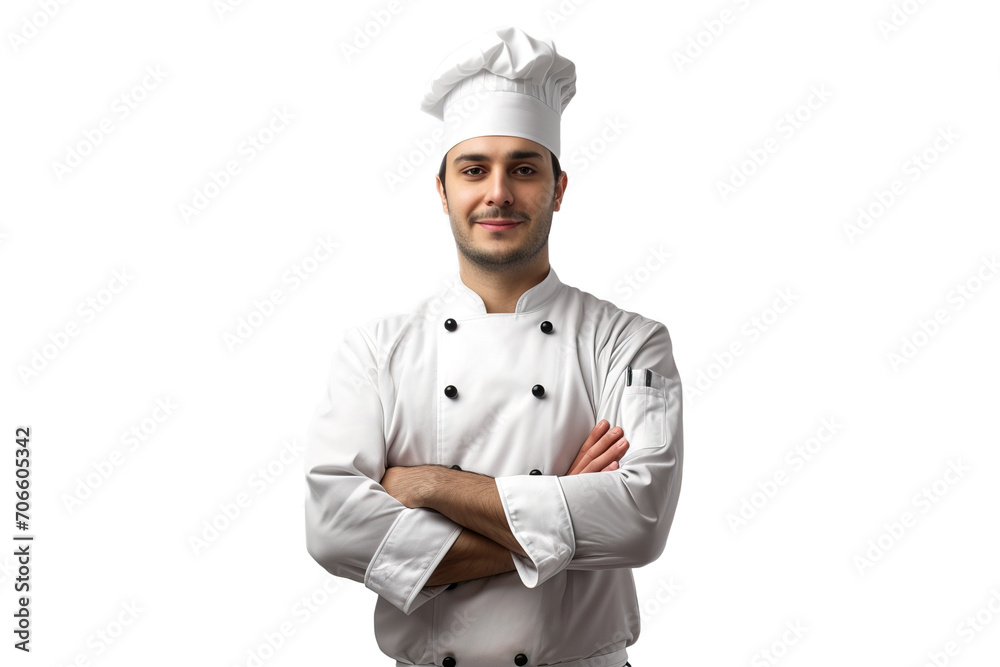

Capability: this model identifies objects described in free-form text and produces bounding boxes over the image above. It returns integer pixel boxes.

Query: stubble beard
[449,201,553,272]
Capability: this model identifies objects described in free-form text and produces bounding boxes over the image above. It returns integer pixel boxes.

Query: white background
[2,0,999,665]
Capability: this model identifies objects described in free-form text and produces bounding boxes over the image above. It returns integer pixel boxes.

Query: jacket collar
[442,266,563,317]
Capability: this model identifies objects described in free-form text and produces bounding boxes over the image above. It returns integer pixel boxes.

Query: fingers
[567,421,630,475]
[568,419,611,473]
[583,426,624,464]
[583,436,628,474]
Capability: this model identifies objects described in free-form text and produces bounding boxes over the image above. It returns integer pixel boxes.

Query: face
[436,135,567,272]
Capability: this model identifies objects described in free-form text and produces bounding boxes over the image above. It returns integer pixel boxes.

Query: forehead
[446,135,548,166]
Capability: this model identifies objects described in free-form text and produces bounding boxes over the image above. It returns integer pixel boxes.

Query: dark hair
[439,150,562,195]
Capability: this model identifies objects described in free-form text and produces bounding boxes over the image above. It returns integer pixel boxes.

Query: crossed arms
[304,320,682,614]
[379,420,631,586]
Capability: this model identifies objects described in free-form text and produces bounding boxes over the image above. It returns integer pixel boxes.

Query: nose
[485,171,513,207]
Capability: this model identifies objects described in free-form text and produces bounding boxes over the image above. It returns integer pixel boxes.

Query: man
[304,26,683,667]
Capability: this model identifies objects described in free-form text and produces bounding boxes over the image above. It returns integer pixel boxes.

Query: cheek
[450,192,479,216]
[518,186,552,211]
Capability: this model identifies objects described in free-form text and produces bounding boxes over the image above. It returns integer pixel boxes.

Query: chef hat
[420,26,576,160]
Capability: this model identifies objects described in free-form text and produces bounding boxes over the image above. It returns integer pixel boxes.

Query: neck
[457,254,550,314]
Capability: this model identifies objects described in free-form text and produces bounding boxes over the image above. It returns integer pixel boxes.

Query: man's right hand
[566,420,628,475]
[425,420,628,587]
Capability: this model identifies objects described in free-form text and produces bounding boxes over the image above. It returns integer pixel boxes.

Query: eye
[462,167,485,176]
[514,166,536,175]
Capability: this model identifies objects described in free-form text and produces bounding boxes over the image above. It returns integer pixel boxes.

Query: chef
[304,26,683,667]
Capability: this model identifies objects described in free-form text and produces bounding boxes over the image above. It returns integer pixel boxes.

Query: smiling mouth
[476,219,522,230]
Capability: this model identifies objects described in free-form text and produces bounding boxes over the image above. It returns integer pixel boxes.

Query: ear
[553,171,568,212]
[435,174,449,214]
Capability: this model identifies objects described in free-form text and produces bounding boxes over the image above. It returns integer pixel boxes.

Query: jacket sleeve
[494,320,683,587]
[304,324,463,614]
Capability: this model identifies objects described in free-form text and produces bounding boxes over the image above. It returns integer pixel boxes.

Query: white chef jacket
[304,267,683,667]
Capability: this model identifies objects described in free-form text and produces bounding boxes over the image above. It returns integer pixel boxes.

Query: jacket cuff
[494,475,575,587]
[364,508,463,614]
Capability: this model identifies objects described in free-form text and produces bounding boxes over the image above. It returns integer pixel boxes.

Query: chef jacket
[304,267,683,667]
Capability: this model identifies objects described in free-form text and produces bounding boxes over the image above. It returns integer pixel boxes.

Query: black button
[529,469,541,476]
[443,658,457,667]
[444,318,457,331]
[446,582,458,590]
[540,321,553,334]
[514,654,528,666]
[444,385,458,399]
[531,384,545,398]
[451,464,462,471]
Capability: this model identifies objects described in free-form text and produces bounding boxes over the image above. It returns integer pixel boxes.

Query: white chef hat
[420,26,576,160]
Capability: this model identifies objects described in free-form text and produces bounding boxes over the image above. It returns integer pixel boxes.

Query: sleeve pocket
[619,368,669,451]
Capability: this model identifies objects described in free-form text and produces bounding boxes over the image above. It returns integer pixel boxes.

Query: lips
[476,219,522,231]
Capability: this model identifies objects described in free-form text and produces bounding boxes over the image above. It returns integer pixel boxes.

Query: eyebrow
[452,150,546,165]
